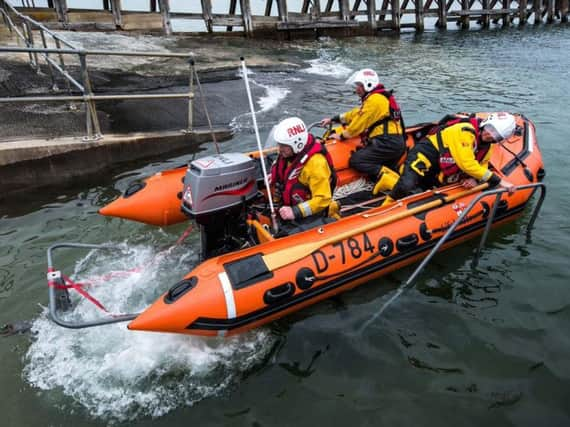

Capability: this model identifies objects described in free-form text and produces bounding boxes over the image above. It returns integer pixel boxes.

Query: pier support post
[110,0,123,29]
[158,0,172,35]
[436,0,447,28]
[53,0,68,27]
[561,0,569,22]
[481,0,490,27]
[519,0,528,24]
[277,0,288,22]
[265,0,273,16]
[240,0,254,35]
[547,0,555,22]
[460,0,469,28]
[391,0,401,31]
[415,0,424,31]
[368,0,377,29]
[533,0,542,23]
[228,0,237,31]
[502,0,511,26]
[339,0,350,20]
[312,0,322,19]
[201,0,213,32]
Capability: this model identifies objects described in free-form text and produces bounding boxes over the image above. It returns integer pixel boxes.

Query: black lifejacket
[429,115,490,178]
[270,134,337,207]
[362,84,404,138]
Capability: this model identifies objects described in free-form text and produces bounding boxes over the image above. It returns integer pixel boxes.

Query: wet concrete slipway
[0,26,299,197]
[1,22,570,427]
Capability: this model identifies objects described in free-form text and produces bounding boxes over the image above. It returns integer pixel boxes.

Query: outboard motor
[181,153,259,259]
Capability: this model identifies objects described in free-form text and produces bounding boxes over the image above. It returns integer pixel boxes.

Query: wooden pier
[4,0,570,37]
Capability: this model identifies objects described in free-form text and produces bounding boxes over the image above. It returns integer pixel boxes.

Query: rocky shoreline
[0,29,304,140]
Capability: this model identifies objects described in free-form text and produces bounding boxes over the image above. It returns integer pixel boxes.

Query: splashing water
[229,78,290,132]
[23,241,276,422]
[301,52,353,78]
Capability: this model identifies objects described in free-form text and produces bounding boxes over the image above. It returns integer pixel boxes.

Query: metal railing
[0,0,196,141]
[46,242,141,328]
[362,182,547,327]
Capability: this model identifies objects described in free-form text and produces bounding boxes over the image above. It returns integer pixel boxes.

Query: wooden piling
[227,0,238,31]
[340,0,350,21]
[391,0,401,31]
[547,0,555,22]
[415,0,424,31]
[110,0,123,29]
[460,0,469,28]
[9,0,570,37]
[502,0,510,26]
[436,0,447,28]
[368,0,377,29]
[533,0,542,23]
[240,0,254,35]
[312,0,322,19]
[158,0,172,35]
[201,0,213,32]
[53,0,68,26]
[277,0,288,22]
[265,0,273,16]
[562,0,569,22]
[519,0,528,24]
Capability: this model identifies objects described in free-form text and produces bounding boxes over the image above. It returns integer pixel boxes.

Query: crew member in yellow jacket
[269,117,337,221]
[321,68,406,186]
[386,112,517,205]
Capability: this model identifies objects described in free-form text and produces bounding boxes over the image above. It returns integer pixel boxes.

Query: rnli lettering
[311,232,376,273]
[287,123,306,138]
[214,177,248,192]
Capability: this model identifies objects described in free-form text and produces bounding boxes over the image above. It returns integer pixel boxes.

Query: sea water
[1,25,570,426]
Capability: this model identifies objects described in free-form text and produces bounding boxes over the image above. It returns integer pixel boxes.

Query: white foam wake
[23,241,275,422]
[301,54,353,78]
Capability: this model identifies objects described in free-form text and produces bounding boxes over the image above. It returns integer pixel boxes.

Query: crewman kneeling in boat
[383,112,517,205]
[320,68,406,189]
[269,117,338,223]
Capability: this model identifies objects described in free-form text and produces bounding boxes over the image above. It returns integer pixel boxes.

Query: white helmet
[345,68,379,92]
[480,112,516,142]
[273,117,308,154]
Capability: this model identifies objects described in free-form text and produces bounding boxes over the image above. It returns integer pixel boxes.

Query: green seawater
[1,26,569,427]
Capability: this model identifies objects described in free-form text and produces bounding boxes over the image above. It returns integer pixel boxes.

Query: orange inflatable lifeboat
[93,113,546,337]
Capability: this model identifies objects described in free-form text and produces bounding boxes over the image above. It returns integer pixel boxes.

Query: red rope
[46,224,195,313]
[48,274,110,313]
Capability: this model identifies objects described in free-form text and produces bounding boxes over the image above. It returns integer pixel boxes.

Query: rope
[47,223,195,315]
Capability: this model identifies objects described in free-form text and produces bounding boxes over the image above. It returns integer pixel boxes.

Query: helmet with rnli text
[345,68,379,92]
[273,117,308,154]
[479,112,516,142]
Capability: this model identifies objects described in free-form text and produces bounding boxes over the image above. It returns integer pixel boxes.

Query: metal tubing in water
[46,243,140,329]
[471,192,502,268]
[360,182,546,331]
[525,185,546,240]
